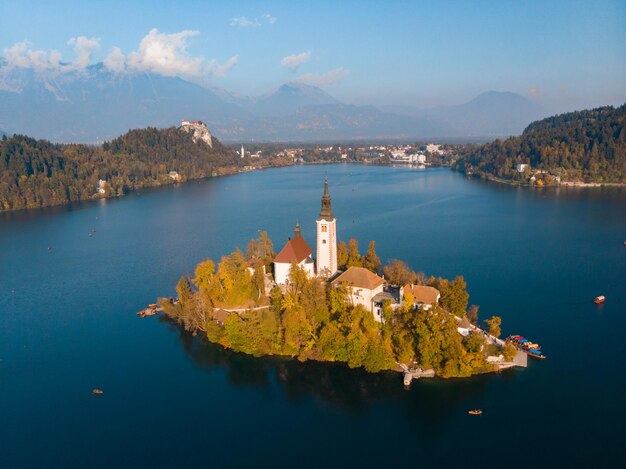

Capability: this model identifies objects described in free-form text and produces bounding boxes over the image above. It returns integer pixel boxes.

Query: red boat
[594,295,606,304]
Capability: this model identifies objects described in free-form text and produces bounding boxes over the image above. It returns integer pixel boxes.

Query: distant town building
[424,144,442,154]
[517,163,529,172]
[168,171,181,181]
[416,154,426,164]
[273,223,315,285]
[240,145,245,158]
[97,179,106,194]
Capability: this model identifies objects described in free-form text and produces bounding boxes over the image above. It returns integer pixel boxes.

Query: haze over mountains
[0,62,549,143]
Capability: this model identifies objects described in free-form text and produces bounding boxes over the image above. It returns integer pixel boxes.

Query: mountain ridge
[0,62,551,143]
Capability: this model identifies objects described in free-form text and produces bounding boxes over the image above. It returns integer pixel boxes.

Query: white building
[416,153,426,164]
[425,144,441,153]
[517,163,529,172]
[332,266,385,321]
[97,179,106,194]
[273,224,315,285]
[240,145,245,158]
[316,178,338,277]
[168,171,181,181]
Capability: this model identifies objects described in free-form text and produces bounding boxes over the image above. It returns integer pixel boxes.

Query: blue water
[1,165,625,467]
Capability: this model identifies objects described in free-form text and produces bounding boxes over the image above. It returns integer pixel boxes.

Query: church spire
[294,221,301,238]
[318,177,334,220]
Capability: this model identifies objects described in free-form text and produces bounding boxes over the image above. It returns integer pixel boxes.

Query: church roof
[274,226,312,264]
[332,266,384,290]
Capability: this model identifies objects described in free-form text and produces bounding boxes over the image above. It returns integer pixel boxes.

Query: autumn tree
[484,315,502,338]
[346,238,362,267]
[363,240,381,273]
[382,259,417,286]
[337,240,348,268]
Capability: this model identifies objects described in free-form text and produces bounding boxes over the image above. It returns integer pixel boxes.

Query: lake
[1,164,625,467]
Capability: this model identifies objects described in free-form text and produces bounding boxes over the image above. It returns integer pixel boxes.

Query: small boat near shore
[92,389,104,395]
[468,409,483,415]
[506,335,547,359]
[594,295,606,304]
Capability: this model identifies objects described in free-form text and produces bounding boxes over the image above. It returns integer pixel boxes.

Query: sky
[1,0,625,111]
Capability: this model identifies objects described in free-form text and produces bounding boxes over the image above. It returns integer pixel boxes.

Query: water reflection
[163,317,495,425]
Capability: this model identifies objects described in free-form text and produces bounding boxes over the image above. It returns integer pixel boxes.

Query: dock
[400,365,436,387]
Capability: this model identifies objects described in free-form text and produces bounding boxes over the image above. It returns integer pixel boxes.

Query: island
[157,179,528,382]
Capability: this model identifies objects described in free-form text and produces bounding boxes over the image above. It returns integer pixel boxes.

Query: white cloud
[231,14,277,27]
[230,16,260,28]
[297,68,349,87]
[66,36,100,71]
[103,46,125,73]
[102,28,238,78]
[281,51,311,72]
[263,13,277,25]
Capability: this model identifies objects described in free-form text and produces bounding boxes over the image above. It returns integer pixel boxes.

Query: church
[273,178,338,284]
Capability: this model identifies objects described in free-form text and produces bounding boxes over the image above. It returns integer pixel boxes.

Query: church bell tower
[316,178,337,277]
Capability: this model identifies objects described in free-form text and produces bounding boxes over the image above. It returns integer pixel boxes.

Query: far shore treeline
[455,104,625,184]
[160,232,515,377]
[0,128,293,211]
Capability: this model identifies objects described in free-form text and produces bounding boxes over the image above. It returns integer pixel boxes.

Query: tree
[467,304,480,325]
[363,240,381,273]
[382,259,416,286]
[337,240,348,268]
[246,231,274,268]
[347,238,362,267]
[484,315,502,338]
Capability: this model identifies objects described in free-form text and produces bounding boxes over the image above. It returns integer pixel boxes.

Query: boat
[468,409,483,415]
[92,389,104,395]
[594,295,606,304]
[506,335,547,359]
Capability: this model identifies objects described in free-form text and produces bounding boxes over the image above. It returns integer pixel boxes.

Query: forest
[160,233,513,377]
[0,127,241,211]
[455,104,626,184]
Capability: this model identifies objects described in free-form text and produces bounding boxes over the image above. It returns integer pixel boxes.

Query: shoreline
[464,171,626,188]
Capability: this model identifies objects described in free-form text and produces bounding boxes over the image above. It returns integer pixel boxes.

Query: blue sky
[1,0,625,111]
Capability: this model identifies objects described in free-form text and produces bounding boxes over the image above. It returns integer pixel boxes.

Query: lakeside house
[401,284,441,310]
[331,266,385,321]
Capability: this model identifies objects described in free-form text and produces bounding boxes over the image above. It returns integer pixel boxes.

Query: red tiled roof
[403,284,440,304]
[332,266,384,290]
[274,235,312,264]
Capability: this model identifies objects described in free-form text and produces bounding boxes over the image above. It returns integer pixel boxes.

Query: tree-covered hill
[0,127,240,211]
[455,104,626,184]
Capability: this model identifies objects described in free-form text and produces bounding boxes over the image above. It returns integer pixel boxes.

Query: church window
[321,225,327,232]
[323,240,326,244]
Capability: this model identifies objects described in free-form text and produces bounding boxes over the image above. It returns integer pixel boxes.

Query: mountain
[384,91,548,138]
[455,104,626,184]
[423,91,548,137]
[0,63,545,143]
[247,83,338,117]
[0,64,245,143]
